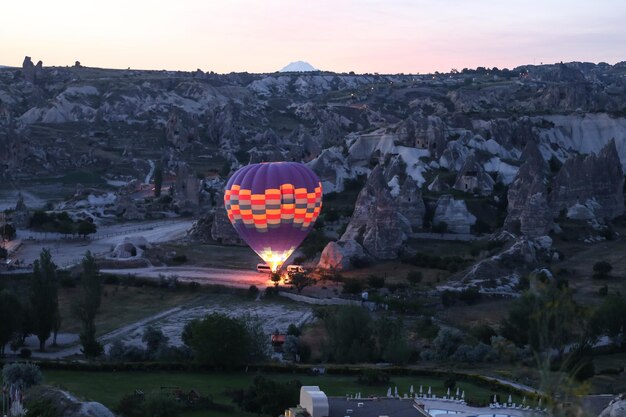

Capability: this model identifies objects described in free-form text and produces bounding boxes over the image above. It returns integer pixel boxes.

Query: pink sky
[1,0,624,74]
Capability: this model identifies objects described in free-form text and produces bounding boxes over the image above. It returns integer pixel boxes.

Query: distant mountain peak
[279,61,317,72]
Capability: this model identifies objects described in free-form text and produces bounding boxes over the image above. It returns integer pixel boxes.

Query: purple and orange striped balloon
[224,162,323,272]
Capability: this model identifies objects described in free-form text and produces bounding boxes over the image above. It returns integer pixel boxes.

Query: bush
[357,369,390,385]
[367,275,385,289]
[443,377,456,390]
[458,287,481,305]
[24,398,62,417]
[415,317,440,340]
[108,340,147,362]
[2,362,42,388]
[470,324,496,345]
[406,271,423,285]
[20,348,33,359]
[143,393,181,417]
[441,290,456,307]
[248,285,259,299]
[287,324,301,337]
[117,393,144,417]
[593,261,613,279]
[342,279,364,294]
[171,255,188,264]
[598,285,608,297]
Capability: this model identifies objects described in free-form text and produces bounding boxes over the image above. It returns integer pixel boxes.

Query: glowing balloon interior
[224,162,323,272]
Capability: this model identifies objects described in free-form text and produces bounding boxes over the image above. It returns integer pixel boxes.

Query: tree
[51,309,61,346]
[287,272,313,293]
[270,272,281,286]
[593,261,613,279]
[142,326,169,356]
[29,249,59,352]
[1,223,16,240]
[322,306,374,363]
[77,220,97,238]
[73,252,104,358]
[282,335,300,361]
[231,376,300,417]
[183,313,251,368]
[376,316,410,364]
[154,164,163,197]
[0,290,21,356]
[500,283,580,355]
[1,363,42,388]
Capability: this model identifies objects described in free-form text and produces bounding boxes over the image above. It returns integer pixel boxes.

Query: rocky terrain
[2,57,626,293]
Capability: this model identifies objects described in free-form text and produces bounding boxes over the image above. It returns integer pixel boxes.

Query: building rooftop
[328,397,427,417]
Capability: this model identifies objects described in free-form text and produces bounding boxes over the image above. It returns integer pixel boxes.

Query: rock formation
[340,166,408,259]
[113,194,144,220]
[598,393,626,417]
[165,109,198,149]
[453,153,495,195]
[12,193,30,227]
[396,176,425,231]
[188,205,244,246]
[433,195,476,234]
[173,162,201,213]
[441,236,554,294]
[504,141,552,237]
[26,385,115,417]
[22,56,43,84]
[550,139,624,221]
[211,204,244,245]
[308,148,350,193]
[110,236,150,259]
[317,239,366,271]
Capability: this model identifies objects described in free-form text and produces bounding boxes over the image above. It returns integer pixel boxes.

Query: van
[256,263,272,273]
[286,265,305,274]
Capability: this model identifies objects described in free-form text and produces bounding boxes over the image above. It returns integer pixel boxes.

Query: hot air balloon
[224,162,322,272]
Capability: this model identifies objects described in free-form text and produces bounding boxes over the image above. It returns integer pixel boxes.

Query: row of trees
[0,249,104,356]
[29,211,97,237]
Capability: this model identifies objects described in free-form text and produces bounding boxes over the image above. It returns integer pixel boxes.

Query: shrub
[406,271,423,285]
[24,398,62,417]
[342,279,364,295]
[143,393,181,417]
[116,393,144,417]
[171,255,188,264]
[432,328,464,358]
[367,275,385,289]
[2,362,42,388]
[441,290,456,307]
[59,275,77,288]
[248,285,259,299]
[458,287,481,305]
[593,261,612,279]
[357,369,390,385]
[287,324,301,337]
[20,348,32,359]
[470,324,496,345]
[415,317,440,340]
[443,377,456,390]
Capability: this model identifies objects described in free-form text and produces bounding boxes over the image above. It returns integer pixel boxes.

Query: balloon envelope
[224,162,322,272]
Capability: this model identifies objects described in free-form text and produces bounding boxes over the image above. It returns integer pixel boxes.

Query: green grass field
[42,369,524,417]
